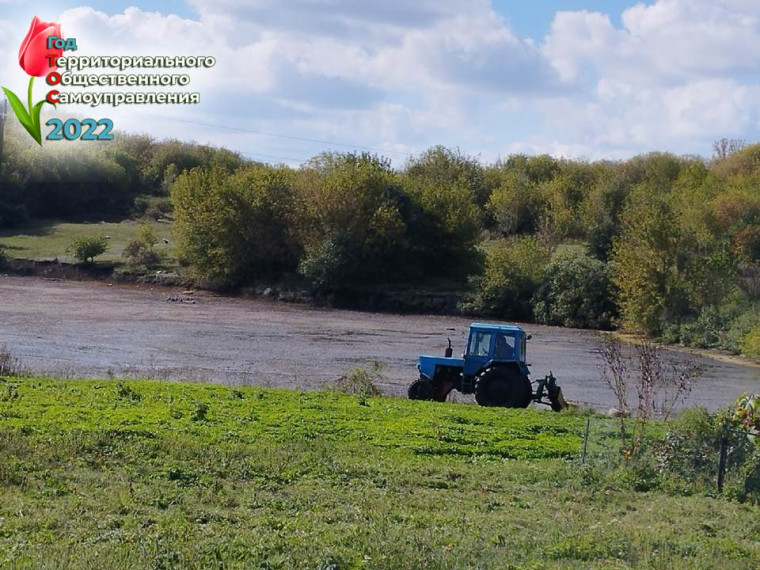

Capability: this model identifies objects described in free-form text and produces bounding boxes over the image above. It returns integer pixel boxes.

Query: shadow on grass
[0,219,58,238]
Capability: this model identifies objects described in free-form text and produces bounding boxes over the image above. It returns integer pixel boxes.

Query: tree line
[1,122,758,358]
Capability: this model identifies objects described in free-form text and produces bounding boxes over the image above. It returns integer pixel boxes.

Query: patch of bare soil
[0,276,757,411]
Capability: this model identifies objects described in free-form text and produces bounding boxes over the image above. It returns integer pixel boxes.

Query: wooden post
[717,436,728,493]
[581,417,591,464]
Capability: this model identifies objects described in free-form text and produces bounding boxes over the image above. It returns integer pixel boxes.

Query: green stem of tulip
[28,76,34,117]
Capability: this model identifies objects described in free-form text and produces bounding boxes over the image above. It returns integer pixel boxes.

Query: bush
[172,165,299,289]
[470,236,549,320]
[123,223,162,268]
[0,345,27,377]
[298,232,359,293]
[532,251,616,329]
[297,153,414,291]
[652,405,760,502]
[331,362,384,397]
[67,235,108,264]
[678,305,731,349]
[733,393,760,437]
[0,246,8,268]
[675,295,760,356]
[653,407,725,493]
[133,196,173,220]
[741,326,760,359]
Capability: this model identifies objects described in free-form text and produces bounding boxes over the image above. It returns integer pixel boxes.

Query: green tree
[172,165,298,288]
[532,251,616,329]
[611,189,680,334]
[403,147,483,277]
[296,153,409,291]
[471,236,549,320]
[487,173,545,236]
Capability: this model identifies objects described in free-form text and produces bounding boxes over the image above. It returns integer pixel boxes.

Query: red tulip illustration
[2,16,63,145]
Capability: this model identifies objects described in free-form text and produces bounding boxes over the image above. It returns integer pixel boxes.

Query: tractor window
[468,331,493,357]
[494,334,515,359]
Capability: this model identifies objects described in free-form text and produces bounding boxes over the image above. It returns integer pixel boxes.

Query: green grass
[0,220,175,264]
[1,377,759,569]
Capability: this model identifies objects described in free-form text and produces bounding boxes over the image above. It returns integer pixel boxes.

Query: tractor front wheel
[408,378,435,401]
[474,367,531,408]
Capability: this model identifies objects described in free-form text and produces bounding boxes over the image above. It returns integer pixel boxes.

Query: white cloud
[1,1,759,162]
[45,1,556,163]
[536,0,760,156]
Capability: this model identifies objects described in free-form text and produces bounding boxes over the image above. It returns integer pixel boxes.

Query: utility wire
[143,114,412,157]
[238,150,307,163]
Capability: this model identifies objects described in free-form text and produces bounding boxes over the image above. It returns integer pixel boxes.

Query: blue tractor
[408,323,567,411]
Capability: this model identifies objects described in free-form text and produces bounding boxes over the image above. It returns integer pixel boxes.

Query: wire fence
[578,415,760,500]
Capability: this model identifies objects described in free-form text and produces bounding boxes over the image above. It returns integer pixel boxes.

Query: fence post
[717,436,728,493]
[581,417,590,464]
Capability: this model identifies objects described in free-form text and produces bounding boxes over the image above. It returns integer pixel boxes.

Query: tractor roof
[470,322,525,334]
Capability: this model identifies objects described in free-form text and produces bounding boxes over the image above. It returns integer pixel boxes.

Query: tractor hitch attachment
[533,372,568,412]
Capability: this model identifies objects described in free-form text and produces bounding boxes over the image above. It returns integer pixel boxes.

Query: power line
[238,150,307,163]
[142,114,412,157]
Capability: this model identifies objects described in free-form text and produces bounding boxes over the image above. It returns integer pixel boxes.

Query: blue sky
[1,0,757,166]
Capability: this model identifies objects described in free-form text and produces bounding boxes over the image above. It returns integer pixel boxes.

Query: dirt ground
[0,275,758,411]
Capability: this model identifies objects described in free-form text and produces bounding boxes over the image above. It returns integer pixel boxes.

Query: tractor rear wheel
[408,378,435,401]
[474,367,531,408]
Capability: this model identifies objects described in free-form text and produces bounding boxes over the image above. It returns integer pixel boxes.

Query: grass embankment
[1,378,759,568]
[0,220,174,264]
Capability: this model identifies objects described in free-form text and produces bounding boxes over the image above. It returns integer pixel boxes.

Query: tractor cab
[410,322,566,411]
[463,323,530,378]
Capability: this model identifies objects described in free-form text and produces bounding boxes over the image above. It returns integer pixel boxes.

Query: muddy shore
[1,275,757,411]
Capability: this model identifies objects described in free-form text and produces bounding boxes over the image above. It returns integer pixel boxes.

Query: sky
[1,0,758,166]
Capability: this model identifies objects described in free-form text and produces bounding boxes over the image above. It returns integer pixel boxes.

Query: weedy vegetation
[1,377,759,569]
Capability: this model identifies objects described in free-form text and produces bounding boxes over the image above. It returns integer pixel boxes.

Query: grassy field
[0,220,175,263]
[1,378,759,569]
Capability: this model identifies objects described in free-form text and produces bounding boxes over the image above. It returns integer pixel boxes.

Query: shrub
[297,152,415,291]
[331,362,384,397]
[133,196,173,220]
[678,305,730,349]
[0,246,8,268]
[123,223,162,268]
[132,196,151,217]
[532,251,616,329]
[674,294,760,354]
[653,405,760,502]
[653,408,726,492]
[741,326,760,359]
[733,393,760,437]
[470,236,549,319]
[172,165,299,289]
[726,304,760,354]
[67,235,108,264]
[0,345,27,377]
[298,232,359,293]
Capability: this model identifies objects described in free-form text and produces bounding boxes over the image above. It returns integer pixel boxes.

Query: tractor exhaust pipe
[444,338,453,358]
